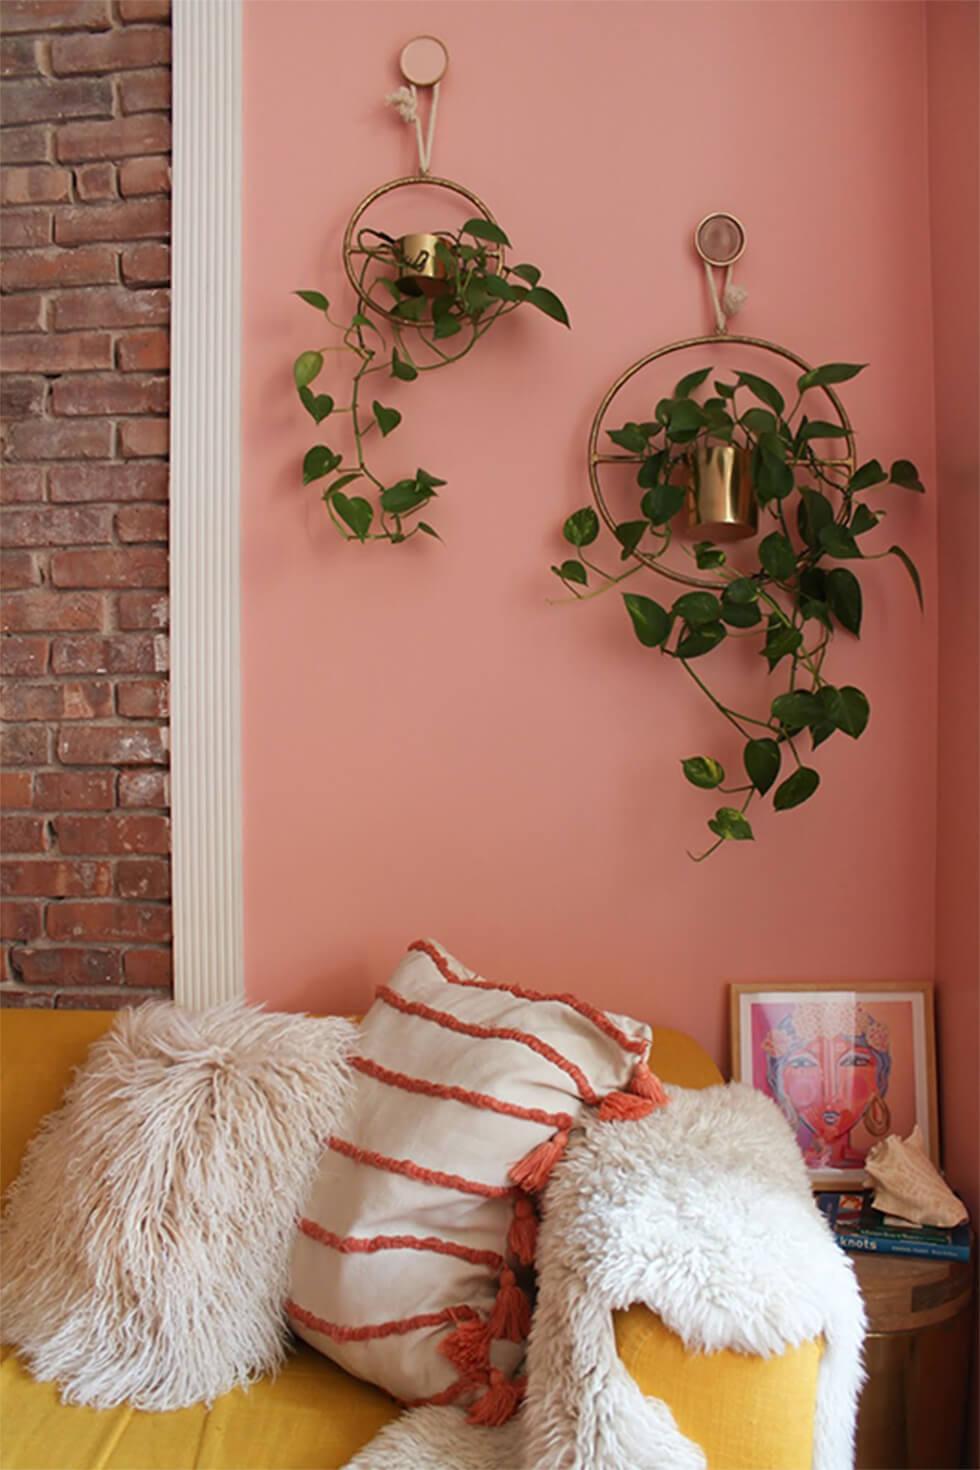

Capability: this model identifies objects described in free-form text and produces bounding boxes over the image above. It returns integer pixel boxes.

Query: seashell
[865,1125,967,1228]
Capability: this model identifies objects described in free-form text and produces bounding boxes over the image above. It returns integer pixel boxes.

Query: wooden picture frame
[730,982,938,1190]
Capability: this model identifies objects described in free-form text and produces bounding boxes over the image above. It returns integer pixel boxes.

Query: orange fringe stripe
[353,1055,574,1131]
[285,1299,479,1343]
[326,1136,514,1199]
[296,1218,506,1273]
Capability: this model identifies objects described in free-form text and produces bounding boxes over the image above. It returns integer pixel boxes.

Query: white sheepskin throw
[347,1083,867,1470]
[1,1001,357,1411]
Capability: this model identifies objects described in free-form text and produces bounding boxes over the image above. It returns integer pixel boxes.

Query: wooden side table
[852,1250,975,1469]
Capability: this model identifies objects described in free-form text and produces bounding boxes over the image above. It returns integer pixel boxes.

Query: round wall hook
[399,35,448,87]
[694,212,745,268]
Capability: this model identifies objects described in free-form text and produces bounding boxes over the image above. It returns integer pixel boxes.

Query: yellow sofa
[0,1010,821,1470]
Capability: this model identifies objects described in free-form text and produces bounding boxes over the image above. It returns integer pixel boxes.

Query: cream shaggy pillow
[288,939,662,1424]
[1,1001,357,1410]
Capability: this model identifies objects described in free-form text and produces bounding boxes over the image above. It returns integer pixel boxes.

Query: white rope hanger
[384,36,449,178]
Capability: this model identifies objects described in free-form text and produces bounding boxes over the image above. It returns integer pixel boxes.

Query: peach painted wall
[241,1,937,1071]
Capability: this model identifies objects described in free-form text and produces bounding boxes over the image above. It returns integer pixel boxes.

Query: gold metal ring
[342,175,505,327]
[587,333,857,591]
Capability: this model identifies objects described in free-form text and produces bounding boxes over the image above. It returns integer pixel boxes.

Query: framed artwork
[730,982,938,1189]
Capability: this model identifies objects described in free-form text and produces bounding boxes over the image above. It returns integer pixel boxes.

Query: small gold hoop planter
[588,333,857,591]
[342,174,507,326]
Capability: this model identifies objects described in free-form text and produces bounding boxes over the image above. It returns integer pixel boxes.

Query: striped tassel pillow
[287,939,665,1423]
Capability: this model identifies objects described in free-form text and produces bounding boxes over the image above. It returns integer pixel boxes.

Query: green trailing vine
[553,362,925,858]
[293,217,568,544]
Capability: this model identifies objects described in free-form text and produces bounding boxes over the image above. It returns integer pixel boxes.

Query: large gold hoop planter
[342,174,506,327]
[588,333,857,591]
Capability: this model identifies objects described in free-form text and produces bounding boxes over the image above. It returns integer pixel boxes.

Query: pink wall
[241,2,937,1070]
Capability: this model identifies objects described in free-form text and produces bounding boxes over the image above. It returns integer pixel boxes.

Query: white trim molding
[170,0,244,1006]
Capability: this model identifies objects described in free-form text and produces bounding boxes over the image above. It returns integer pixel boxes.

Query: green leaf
[380,481,433,515]
[641,481,685,526]
[666,399,706,444]
[524,286,570,326]
[826,567,863,635]
[763,616,803,669]
[759,532,797,582]
[754,449,795,502]
[673,366,711,398]
[822,684,870,739]
[417,521,442,541]
[510,263,541,286]
[637,450,668,489]
[682,755,725,789]
[744,738,781,795]
[393,295,426,322]
[293,350,323,389]
[771,690,824,729]
[461,217,511,247]
[302,445,341,484]
[672,591,721,626]
[773,766,820,811]
[372,401,402,437]
[736,371,785,416]
[720,599,762,628]
[391,348,418,381]
[563,507,599,547]
[741,407,779,436]
[553,559,587,586]
[299,386,334,423]
[295,289,329,311]
[676,621,726,658]
[332,492,373,541]
[615,520,647,558]
[818,523,862,559]
[714,381,736,399]
[810,719,837,750]
[707,807,754,842]
[849,459,888,493]
[798,489,834,545]
[850,503,879,536]
[724,578,759,605]
[415,467,447,492]
[798,420,851,441]
[623,593,671,648]
[432,312,463,340]
[694,541,726,570]
[887,544,924,610]
[323,471,362,497]
[482,274,521,302]
[890,459,926,493]
[608,422,649,454]
[797,362,866,391]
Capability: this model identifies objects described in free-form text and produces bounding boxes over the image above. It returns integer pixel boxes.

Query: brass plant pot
[685,444,757,541]
[395,232,454,298]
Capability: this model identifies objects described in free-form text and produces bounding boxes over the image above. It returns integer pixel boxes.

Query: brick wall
[1,0,172,1008]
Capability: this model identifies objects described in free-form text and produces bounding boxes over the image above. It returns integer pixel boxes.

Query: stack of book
[816,1189,971,1261]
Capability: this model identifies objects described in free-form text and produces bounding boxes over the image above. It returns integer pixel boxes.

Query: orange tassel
[507,1194,538,1266]
[489,1267,531,1342]
[509,1129,569,1192]
[629,1060,670,1105]
[597,1090,656,1121]
[467,1369,527,1426]
[439,1316,492,1377]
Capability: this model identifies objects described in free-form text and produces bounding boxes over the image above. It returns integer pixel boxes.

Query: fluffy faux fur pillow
[1,1001,356,1410]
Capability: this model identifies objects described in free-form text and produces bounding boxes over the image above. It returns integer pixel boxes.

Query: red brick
[1,210,51,247]
[123,946,170,986]
[34,770,114,810]
[0,679,110,721]
[1,2,112,33]
[0,165,72,205]
[116,676,167,716]
[2,293,45,332]
[8,946,121,985]
[55,812,170,855]
[49,461,167,501]
[47,901,170,943]
[0,331,111,373]
[52,285,168,330]
[118,154,170,198]
[0,773,33,809]
[74,161,116,201]
[0,466,44,503]
[0,376,46,417]
[118,419,168,460]
[0,552,40,589]
[118,768,167,807]
[0,816,46,853]
[1,244,117,292]
[52,27,170,76]
[116,503,168,542]
[2,860,112,897]
[0,637,48,677]
[51,547,166,588]
[1,900,41,942]
[116,327,168,370]
[56,113,170,164]
[57,724,167,765]
[52,372,167,416]
[5,419,113,461]
[0,726,48,764]
[1,36,40,77]
[0,984,56,1007]
[1,505,113,547]
[118,68,170,115]
[54,197,170,246]
[1,590,103,632]
[2,76,112,126]
[119,0,170,19]
[119,242,168,285]
[116,591,168,629]
[117,858,169,899]
[1,125,50,164]
[52,632,163,674]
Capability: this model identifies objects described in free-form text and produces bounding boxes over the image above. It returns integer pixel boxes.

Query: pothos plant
[552,361,925,858]
[292,217,568,544]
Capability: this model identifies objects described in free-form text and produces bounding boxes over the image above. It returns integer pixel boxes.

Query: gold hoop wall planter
[588,333,857,591]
